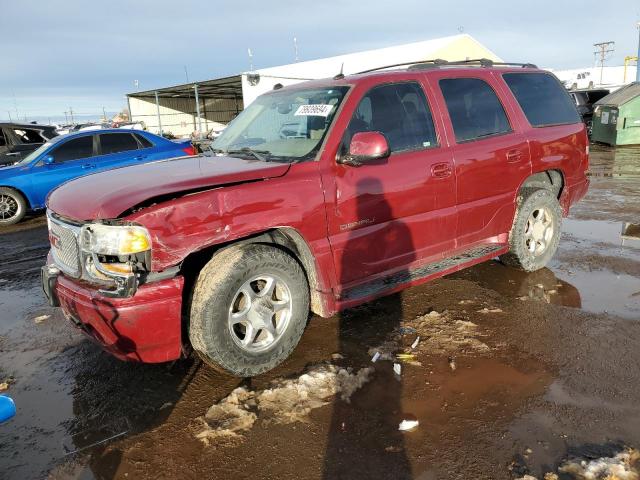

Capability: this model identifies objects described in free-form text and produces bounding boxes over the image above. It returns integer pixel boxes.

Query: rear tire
[0,187,27,226]
[189,244,310,377]
[500,188,562,272]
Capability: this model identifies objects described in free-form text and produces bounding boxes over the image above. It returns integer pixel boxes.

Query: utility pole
[64,111,68,124]
[248,48,254,71]
[7,111,12,122]
[593,41,615,85]
[293,36,299,62]
[69,107,74,124]
[184,65,190,84]
[102,106,107,121]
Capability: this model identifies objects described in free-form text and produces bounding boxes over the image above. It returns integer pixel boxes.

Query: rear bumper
[45,268,185,363]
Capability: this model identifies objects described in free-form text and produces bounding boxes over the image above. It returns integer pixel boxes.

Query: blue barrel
[0,395,16,423]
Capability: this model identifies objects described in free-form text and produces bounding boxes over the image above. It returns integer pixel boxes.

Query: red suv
[42,60,589,376]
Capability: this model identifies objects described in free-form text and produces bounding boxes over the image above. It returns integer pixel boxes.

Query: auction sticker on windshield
[295,104,334,117]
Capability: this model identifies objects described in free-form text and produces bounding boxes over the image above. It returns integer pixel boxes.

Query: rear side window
[347,82,438,153]
[99,133,139,154]
[12,128,44,144]
[440,78,511,143]
[134,134,153,148]
[503,72,581,127]
[51,136,94,163]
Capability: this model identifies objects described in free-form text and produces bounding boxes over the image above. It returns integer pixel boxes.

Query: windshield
[212,86,349,162]
[16,141,52,165]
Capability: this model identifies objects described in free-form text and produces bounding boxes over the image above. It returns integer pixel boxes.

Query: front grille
[49,215,81,277]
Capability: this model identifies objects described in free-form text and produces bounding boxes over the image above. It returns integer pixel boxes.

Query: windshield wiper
[226,147,271,162]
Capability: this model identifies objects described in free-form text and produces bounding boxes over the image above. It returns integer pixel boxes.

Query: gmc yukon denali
[41,60,589,376]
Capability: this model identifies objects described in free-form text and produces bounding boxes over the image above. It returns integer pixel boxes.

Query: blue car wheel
[0,187,27,225]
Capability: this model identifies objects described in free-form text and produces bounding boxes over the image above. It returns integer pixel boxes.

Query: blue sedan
[0,129,195,225]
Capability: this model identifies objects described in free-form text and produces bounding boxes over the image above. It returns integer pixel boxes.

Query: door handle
[506,150,523,163]
[133,155,147,161]
[6,152,21,156]
[431,162,453,178]
[82,164,96,169]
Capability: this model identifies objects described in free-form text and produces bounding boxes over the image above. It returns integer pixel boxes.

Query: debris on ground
[514,447,640,480]
[398,419,419,431]
[558,447,640,479]
[448,356,457,371]
[393,363,402,376]
[369,310,490,361]
[0,382,8,392]
[197,364,374,445]
[477,307,503,314]
[331,353,344,361]
[33,314,50,324]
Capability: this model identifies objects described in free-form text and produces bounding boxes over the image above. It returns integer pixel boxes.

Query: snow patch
[197,364,373,445]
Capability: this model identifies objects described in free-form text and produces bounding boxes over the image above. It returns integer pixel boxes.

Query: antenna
[333,62,345,80]
[248,48,254,71]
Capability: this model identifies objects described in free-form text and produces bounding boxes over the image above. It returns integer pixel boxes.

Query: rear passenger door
[323,79,457,292]
[95,132,147,171]
[431,73,531,248]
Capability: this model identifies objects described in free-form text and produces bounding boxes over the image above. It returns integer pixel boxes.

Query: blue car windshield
[16,142,53,165]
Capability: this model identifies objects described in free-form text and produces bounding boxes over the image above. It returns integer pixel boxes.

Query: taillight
[182,145,196,156]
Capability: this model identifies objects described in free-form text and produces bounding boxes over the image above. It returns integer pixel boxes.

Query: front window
[212,86,349,162]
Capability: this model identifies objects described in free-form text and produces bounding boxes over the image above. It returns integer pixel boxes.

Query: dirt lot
[0,145,639,480]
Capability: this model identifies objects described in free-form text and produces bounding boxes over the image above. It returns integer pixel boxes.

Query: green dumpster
[592,82,640,146]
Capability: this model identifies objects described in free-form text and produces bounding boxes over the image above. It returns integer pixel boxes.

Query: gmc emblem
[49,231,61,249]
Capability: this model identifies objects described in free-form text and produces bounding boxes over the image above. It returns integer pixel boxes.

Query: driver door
[320,79,457,297]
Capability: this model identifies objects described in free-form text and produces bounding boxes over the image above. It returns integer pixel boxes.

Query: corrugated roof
[594,82,640,107]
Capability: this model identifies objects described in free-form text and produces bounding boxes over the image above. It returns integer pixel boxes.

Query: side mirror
[42,155,55,165]
[339,131,390,167]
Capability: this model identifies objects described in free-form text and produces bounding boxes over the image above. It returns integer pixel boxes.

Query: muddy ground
[0,145,639,480]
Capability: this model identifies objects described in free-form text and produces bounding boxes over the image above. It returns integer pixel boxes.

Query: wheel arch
[519,169,564,199]
[179,227,330,319]
[0,185,32,209]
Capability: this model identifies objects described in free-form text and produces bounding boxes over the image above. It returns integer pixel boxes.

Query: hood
[47,155,290,221]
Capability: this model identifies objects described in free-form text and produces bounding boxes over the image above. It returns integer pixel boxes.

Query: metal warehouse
[127,34,501,137]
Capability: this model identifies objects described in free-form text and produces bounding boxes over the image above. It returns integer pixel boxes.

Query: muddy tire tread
[189,243,309,377]
[500,188,562,272]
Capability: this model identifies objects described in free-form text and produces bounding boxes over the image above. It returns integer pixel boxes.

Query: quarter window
[503,72,581,127]
[134,134,153,148]
[347,82,438,153]
[439,78,512,142]
[99,133,139,155]
[50,136,94,163]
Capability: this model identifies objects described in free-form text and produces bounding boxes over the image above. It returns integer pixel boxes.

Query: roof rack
[355,58,538,75]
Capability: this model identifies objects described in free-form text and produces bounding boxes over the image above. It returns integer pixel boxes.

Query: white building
[127,34,501,137]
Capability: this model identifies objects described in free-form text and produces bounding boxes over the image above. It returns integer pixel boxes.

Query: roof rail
[355,58,538,75]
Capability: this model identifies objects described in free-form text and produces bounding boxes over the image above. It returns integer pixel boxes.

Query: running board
[341,244,505,301]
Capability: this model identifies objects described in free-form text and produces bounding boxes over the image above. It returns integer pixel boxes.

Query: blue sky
[1,0,639,120]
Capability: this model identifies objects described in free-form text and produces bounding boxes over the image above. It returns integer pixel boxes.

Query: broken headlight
[80,224,151,280]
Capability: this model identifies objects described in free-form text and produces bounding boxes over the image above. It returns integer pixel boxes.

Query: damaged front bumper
[42,263,185,363]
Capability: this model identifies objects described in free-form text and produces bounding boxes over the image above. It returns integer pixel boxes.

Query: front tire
[0,187,27,226]
[500,188,562,272]
[189,244,310,377]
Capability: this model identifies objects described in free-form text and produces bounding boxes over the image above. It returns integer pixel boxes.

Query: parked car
[0,129,195,225]
[0,123,58,166]
[42,61,589,376]
[569,88,610,136]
